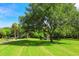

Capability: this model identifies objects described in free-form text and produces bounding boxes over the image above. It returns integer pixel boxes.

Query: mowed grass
[0,38,79,56]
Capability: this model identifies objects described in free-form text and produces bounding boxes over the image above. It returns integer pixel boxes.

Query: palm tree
[12,23,19,39]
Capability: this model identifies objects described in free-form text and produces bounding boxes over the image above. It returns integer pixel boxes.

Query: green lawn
[0,38,79,56]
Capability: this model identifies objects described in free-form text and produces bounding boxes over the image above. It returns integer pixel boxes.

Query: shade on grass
[0,38,79,56]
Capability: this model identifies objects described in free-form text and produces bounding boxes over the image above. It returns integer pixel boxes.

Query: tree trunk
[14,31,17,39]
[77,34,79,39]
[26,33,29,38]
[49,33,53,43]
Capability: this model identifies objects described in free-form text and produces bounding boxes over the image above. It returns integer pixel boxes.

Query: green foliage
[0,27,11,38]
[19,3,79,42]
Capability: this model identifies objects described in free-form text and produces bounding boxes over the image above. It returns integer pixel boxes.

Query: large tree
[19,3,79,42]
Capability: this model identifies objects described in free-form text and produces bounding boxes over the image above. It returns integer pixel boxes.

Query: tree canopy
[19,3,79,42]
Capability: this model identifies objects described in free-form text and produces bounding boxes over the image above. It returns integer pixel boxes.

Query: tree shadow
[0,40,67,46]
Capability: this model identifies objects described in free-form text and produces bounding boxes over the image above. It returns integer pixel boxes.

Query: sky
[0,3,29,28]
[0,3,79,28]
